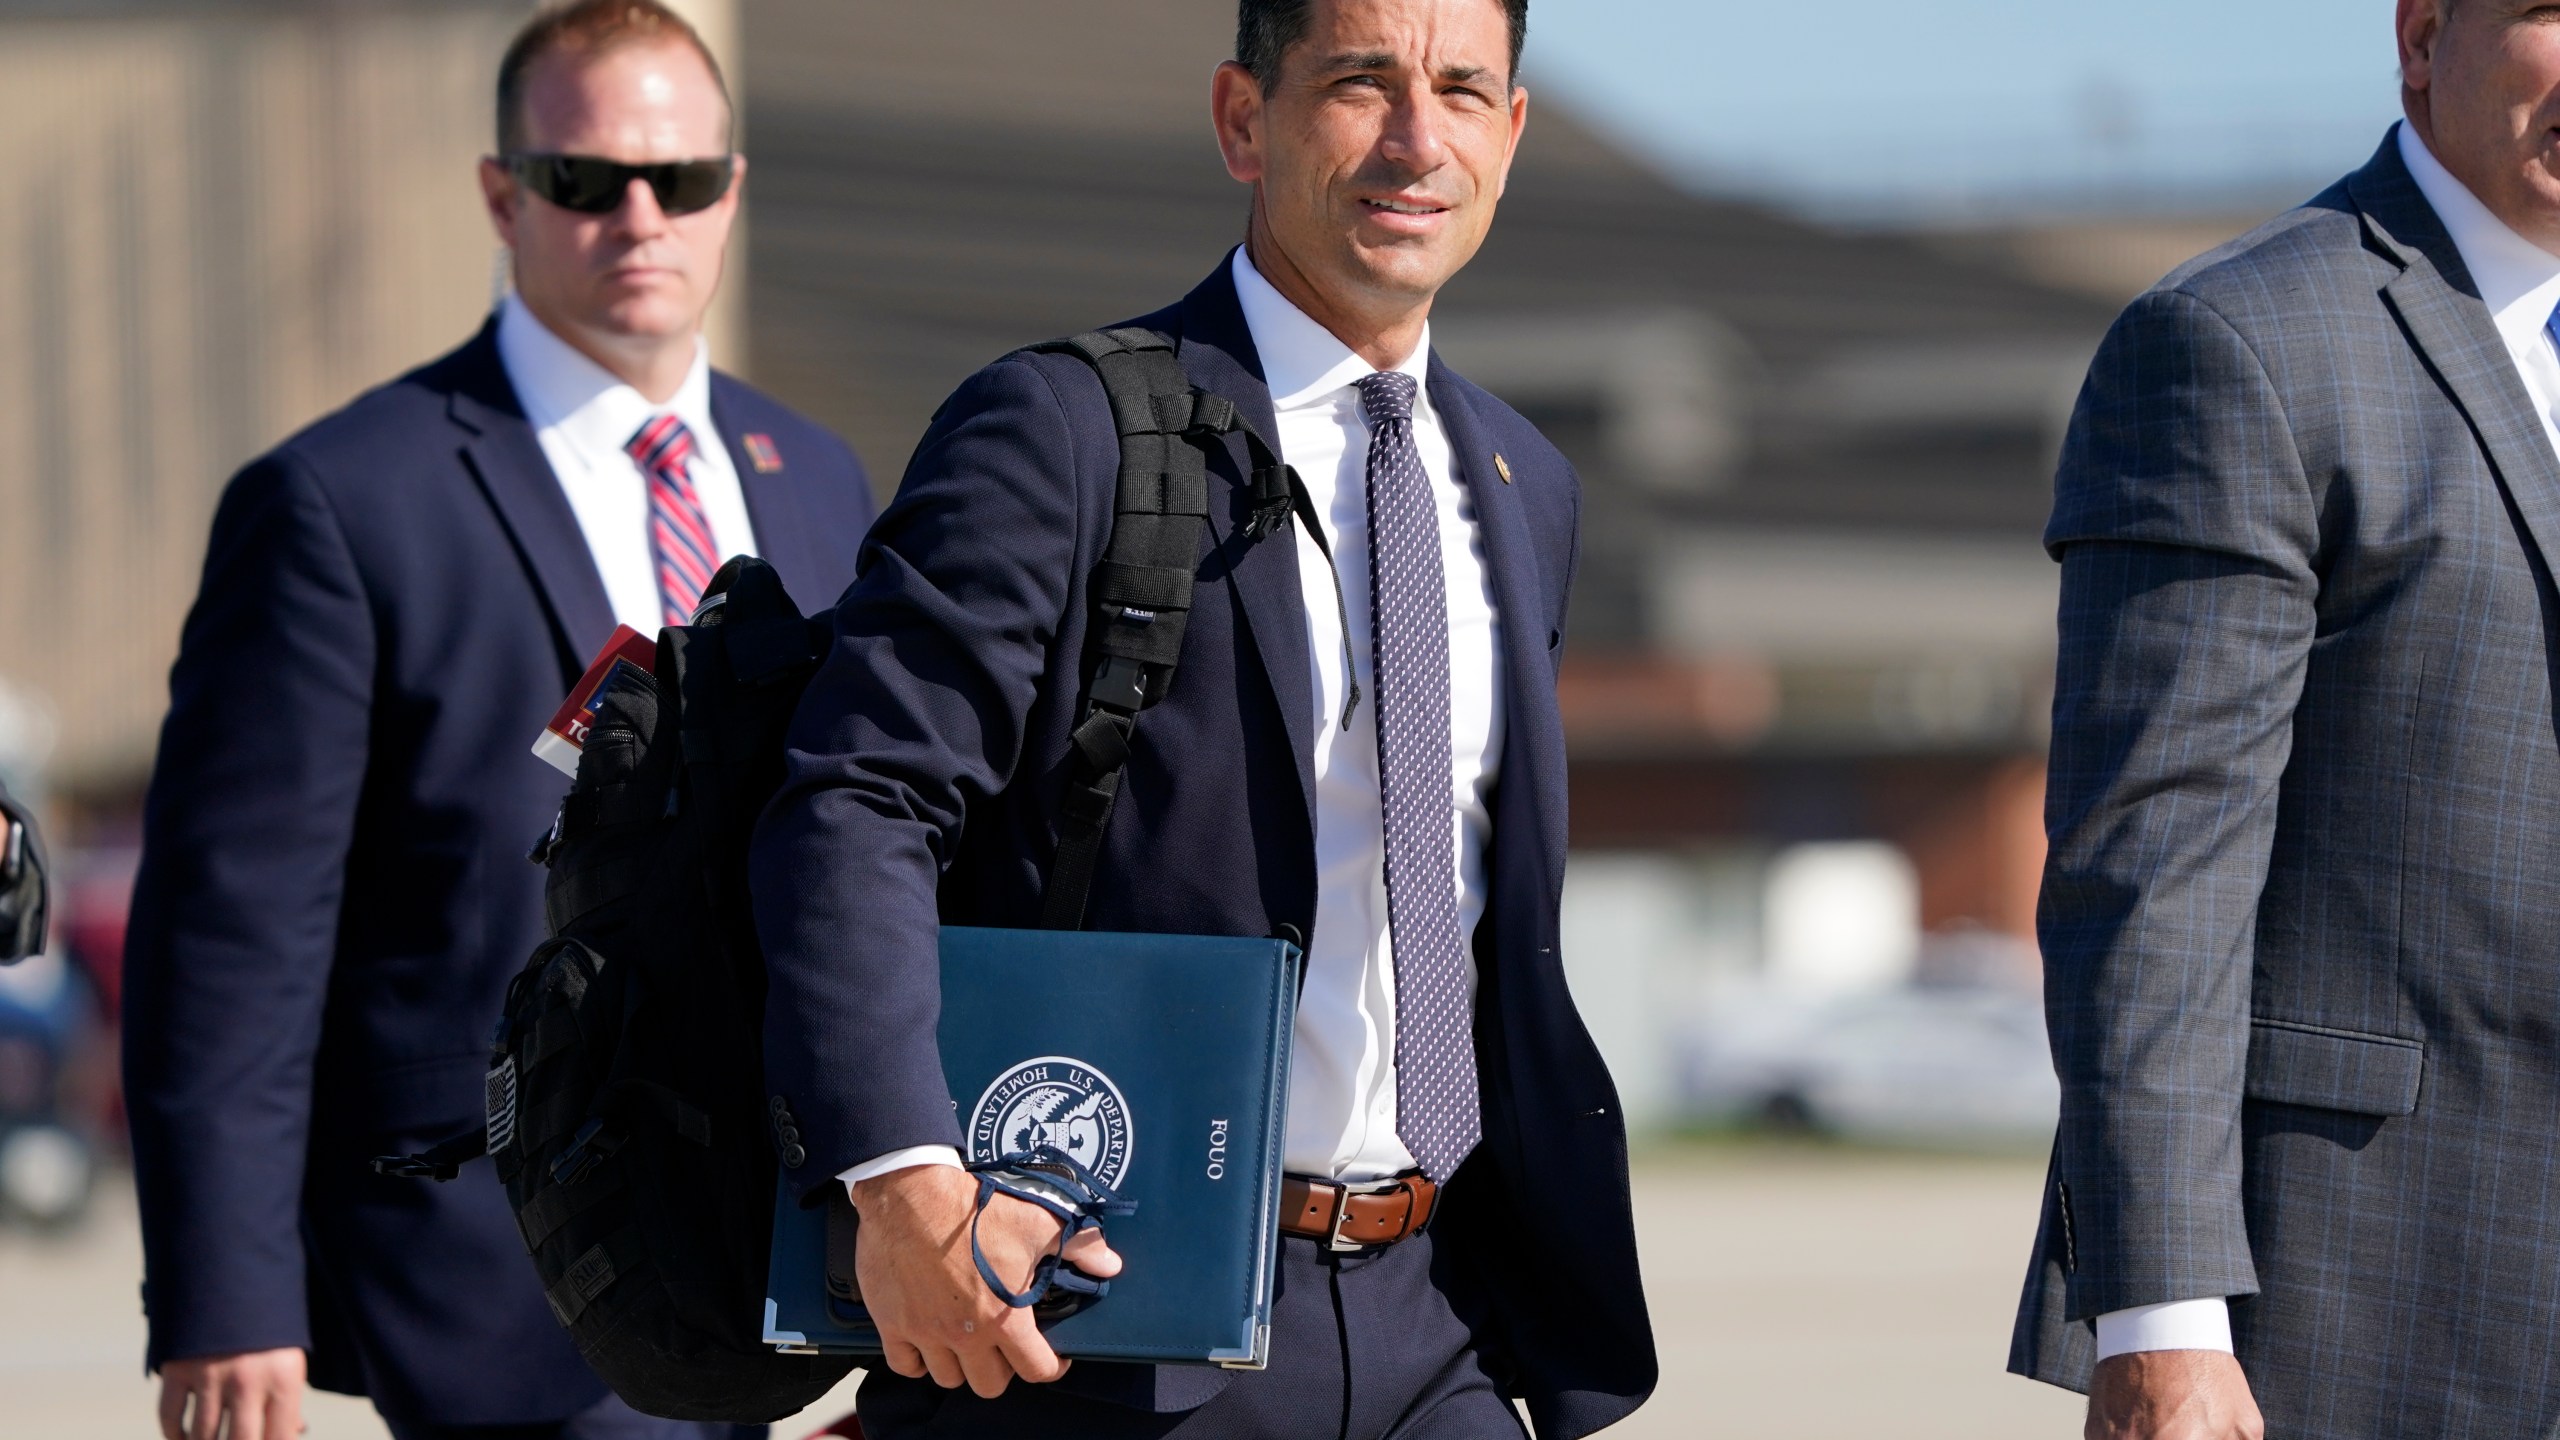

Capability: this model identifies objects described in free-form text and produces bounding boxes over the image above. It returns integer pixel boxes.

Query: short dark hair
[1236,0,1528,92]
[496,0,733,154]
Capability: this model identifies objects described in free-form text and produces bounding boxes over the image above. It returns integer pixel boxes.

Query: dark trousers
[380,1391,766,1440]
[856,1233,1522,1440]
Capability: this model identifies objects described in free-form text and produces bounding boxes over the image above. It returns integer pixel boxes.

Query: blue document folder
[763,927,1300,1368]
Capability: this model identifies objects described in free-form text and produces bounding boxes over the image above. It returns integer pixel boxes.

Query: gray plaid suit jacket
[2010,129,2560,1436]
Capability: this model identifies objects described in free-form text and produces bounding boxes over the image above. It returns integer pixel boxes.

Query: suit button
[782,1144,808,1169]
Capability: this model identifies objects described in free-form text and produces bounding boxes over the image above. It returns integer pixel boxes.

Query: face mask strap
[961,1144,1139,1310]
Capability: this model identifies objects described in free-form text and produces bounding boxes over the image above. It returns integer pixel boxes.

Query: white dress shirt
[2401,122,2560,454]
[1237,248,1506,1182]
[494,293,759,633]
[841,248,1506,1190]
[2094,121,2560,1363]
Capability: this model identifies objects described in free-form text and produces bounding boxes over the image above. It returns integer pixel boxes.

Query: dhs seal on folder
[763,927,1299,1368]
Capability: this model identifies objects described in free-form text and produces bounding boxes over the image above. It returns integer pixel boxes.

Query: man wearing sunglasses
[121,4,873,1440]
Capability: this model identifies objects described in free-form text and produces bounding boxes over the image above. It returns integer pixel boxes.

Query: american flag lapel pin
[743,433,784,473]
[1494,452,1513,484]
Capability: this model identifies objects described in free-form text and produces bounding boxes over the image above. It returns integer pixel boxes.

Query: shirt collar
[1230,247,1431,412]
[2398,121,2560,355]
[495,292,716,464]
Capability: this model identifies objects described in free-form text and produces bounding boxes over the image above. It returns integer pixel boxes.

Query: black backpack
[0,782,47,963]
[378,329,1305,1422]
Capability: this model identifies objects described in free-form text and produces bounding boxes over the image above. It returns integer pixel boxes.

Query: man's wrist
[2094,1298,2235,1360]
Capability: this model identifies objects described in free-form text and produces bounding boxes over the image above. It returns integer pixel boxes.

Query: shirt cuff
[2094,1298,2235,1360]
[837,1144,964,1191]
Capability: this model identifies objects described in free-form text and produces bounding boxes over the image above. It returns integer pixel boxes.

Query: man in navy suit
[753,2,1652,1437]
[122,5,872,1438]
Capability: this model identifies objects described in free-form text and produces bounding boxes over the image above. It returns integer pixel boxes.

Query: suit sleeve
[751,356,1085,1188]
[2039,287,2320,1320]
[122,451,375,1366]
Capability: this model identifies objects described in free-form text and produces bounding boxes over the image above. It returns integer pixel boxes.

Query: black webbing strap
[1028,327,1295,931]
[370,1127,487,1181]
[520,1088,596,1154]
[524,1008,580,1069]
[544,1227,647,1328]
[555,781,663,838]
[824,1185,863,1303]
[542,854,652,934]
[515,1162,617,1254]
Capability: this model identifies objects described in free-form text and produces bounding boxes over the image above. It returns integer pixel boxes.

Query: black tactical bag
[0,783,47,963]
[378,328,1303,1421]
[381,553,852,1421]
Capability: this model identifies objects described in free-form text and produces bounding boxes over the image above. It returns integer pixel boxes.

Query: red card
[533,625,658,777]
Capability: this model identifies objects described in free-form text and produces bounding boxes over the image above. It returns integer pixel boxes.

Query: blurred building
[0,0,2183,1138]
[1919,215,2268,308]
[0,0,510,788]
[740,0,2120,1017]
[0,0,740,793]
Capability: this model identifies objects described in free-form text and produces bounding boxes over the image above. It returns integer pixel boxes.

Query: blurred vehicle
[52,841,136,1156]
[57,842,135,1019]
[0,948,96,1225]
[1685,983,2058,1150]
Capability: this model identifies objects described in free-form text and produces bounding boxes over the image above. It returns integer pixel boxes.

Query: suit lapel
[711,378,826,605]
[2354,136,2560,583]
[447,324,617,670]
[1173,263,1320,833]
[1429,362,1551,762]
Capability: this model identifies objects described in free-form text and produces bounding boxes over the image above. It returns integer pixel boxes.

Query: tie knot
[626,413,696,475]
[1356,371,1419,428]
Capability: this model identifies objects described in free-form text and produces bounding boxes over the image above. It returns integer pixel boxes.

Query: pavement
[0,1144,2084,1439]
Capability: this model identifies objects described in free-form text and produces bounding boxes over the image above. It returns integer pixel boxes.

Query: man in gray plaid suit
[2010,4,2560,1438]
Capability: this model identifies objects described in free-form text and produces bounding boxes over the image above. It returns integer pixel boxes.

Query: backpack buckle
[1086,655,1148,716]
[371,1153,459,1181]
[1242,466,1294,542]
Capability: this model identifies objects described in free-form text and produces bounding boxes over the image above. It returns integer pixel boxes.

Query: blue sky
[1529,0,2406,216]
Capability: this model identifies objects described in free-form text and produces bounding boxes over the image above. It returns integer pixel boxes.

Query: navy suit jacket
[752,259,1655,1439]
[123,321,873,1425]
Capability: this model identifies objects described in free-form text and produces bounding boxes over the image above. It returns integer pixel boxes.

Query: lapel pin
[743,433,784,473]
[1494,452,1513,484]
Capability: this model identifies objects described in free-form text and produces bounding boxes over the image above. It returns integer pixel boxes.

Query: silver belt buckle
[1325,1175,1405,1253]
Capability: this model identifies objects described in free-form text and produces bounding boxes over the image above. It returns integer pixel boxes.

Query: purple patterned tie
[1356,371,1480,1183]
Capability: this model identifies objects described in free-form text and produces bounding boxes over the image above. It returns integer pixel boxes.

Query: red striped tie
[625,414,720,628]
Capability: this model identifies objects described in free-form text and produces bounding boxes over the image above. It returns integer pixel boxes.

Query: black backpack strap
[371,1126,488,1181]
[1025,327,1292,930]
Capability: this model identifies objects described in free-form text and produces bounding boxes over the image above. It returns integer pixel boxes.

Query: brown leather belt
[1279,1172,1438,1251]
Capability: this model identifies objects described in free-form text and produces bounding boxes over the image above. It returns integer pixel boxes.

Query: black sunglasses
[504,153,736,216]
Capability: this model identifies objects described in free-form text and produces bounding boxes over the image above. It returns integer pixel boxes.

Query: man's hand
[850,1164,1123,1398]
[158,1347,306,1440]
[2088,1350,2265,1440]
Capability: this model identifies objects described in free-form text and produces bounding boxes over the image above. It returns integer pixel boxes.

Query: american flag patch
[743,433,783,473]
[485,1055,519,1155]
